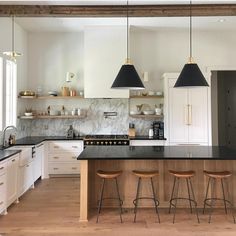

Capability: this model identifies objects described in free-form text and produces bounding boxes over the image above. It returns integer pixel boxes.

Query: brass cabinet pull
[0,182,4,186]
[53,168,59,170]
[0,167,4,170]
[12,159,16,162]
[72,167,77,170]
[0,201,3,205]
[53,156,59,159]
[72,156,77,159]
[54,146,59,148]
[72,146,78,148]
[26,165,29,167]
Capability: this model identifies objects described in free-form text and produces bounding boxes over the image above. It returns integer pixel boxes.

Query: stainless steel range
[84,135,129,146]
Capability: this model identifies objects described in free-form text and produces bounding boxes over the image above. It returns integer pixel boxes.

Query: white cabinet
[17,147,34,197]
[33,143,44,182]
[84,26,129,98]
[6,154,19,207]
[48,141,83,175]
[130,140,166,146]
[0,161,7,215]
[163,73,209,145]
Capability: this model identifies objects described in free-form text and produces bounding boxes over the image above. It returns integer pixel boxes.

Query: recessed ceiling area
[13,16,236,32]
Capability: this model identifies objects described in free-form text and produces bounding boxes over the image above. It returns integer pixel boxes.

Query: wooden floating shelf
[18,115,86,119]
[18,96,84,99]
[129,114,163,119]
[130,95,164,99]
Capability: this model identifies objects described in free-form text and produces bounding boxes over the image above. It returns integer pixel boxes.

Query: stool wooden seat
[132,169,160,223]
[203,170,232,179]
[203,170,235,223]
[97,170,123,179]
[169,170,195,178]
[168,169,199,223]
[132,170,159,178]
[96,170,123,223]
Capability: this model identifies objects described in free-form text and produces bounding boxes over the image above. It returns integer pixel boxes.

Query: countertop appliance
[153,122,164,140]
[84,135,129,146]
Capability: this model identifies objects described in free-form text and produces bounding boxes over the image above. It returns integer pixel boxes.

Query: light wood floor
[0,178,236,236]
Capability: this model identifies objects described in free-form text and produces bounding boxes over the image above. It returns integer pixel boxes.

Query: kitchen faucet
[2,125,17,147]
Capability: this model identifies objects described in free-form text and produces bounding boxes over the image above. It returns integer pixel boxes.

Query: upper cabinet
[163,73,210,145]
[84,26,129,98]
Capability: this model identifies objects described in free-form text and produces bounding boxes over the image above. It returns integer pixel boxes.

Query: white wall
[131,27,236,92]
[27,32,84,94]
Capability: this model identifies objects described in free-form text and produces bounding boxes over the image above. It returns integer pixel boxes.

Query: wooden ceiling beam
[0,4,236,17]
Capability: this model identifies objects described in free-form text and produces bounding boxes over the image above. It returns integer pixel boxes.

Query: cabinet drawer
[0,174,6,212]
[48,153,78,162]
[49,163,80,175]
[0,161,7,176]
[49,141,83,153]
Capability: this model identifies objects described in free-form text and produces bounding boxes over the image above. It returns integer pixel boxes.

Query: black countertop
[77,146,236,160]
[0,149,21,162]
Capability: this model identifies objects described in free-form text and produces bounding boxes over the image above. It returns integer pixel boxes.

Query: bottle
[128,123,136,137]
[8,135,13,145]
[67,125,74,139]
[149,126,153,138]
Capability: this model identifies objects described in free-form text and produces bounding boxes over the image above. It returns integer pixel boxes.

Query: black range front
[84,135,129,146]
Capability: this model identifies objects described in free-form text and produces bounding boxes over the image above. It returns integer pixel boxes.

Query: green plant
[25,107,33,113]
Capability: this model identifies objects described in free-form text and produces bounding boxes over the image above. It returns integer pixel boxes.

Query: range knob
[101,141,104,145]
[86,141,89,145]
[91,141,94,145]
[109,141,112,145]
[96,142,100,145]
[114,141,117,145]
[118,141,121,145]
[105,141,108,145]
[124,141,127,145]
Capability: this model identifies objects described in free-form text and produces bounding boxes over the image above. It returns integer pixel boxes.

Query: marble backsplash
[1,99,162,142]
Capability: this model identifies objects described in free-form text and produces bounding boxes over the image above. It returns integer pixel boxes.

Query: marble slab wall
[17,99,161,138]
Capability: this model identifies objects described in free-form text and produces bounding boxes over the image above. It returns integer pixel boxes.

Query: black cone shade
[174,63,209,87]
[111,64,145,90]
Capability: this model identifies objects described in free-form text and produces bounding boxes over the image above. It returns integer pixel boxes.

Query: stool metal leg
[169,177,177,214]
[134,177,141,223]
[96,178,106,223]
[221,179,228,214]
[115,178,123,223]
[150,177,161,223]
[208,178,216,223]
[203,177,211,214]
[186,178,193,214]
[172,178,180,224]
[189,178,200,223]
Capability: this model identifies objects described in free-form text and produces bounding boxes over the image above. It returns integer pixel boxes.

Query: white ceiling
[13,16,236,32]
[1,0,236,5]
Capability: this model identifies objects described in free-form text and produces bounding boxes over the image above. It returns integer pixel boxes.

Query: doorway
[211,71,236,148]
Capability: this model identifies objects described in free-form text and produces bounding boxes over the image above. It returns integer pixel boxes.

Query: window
[0,57,17,131]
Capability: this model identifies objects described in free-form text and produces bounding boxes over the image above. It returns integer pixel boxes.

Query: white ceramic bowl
[148,91,155,96]
[130,111,142,115]
[24,112,33,116]
[156,91,163,96]
[143,110,155,115]
[48,91,58,96]
[155,108,162,115]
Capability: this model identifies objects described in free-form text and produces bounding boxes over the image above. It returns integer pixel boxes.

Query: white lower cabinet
[130,140,166,146]
[48,141,83,175]
[0,164,7,215]
[6,154,19,207]
[33,143,44,182]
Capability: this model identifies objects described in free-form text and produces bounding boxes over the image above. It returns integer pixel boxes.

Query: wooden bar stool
[168,170,200,224]
[96,170,123,223]
[132,170,160,223]
[203,170,235,223]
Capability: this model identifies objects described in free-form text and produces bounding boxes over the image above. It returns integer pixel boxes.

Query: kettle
[61,87,69,96]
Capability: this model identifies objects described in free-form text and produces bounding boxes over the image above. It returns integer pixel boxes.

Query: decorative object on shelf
[143,110,155,115]
[174,0,209,88]
[48,91,58,96]
[19,90,35,97]
[3,15,22,61]
[66,72,75,82]
[155,91,163,96]
[24,108,33,117]
[70,89,76,97]
[61,86,69,96]
[111,0,144,90]
[148,91,155,96]
[143,72,149,82]
[67,125,74,139]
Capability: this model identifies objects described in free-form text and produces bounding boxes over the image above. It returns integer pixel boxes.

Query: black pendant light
[174,0,209,88]
[3,15,22,62]
[111,0,145,90]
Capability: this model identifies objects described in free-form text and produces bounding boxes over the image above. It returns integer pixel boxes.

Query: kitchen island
[77,146,236,222]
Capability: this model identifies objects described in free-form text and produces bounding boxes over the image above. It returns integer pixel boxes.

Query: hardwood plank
[1,4,236,17]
